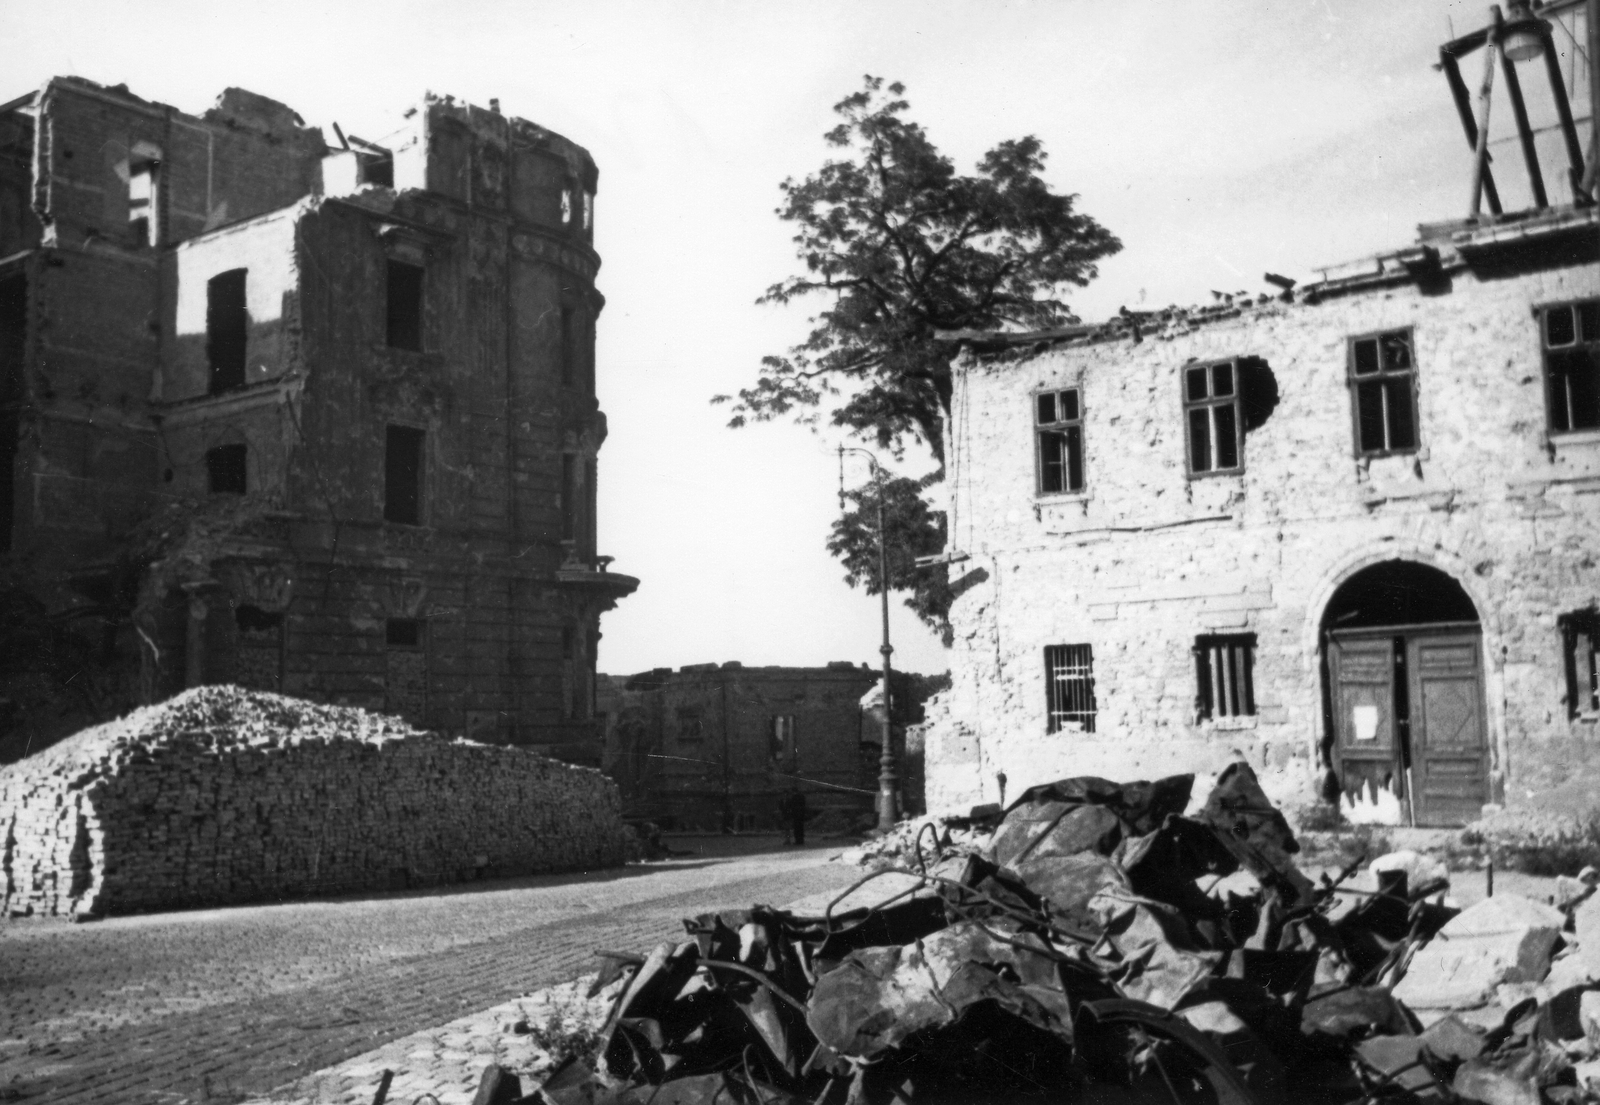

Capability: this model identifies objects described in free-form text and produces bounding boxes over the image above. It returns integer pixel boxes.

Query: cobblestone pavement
[0,839,860,1105]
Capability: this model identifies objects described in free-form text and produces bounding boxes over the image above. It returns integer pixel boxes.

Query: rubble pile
[0,685,627,918]
[472,765,1600,1104]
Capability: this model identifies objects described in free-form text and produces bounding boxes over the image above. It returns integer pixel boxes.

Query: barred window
[1560,612,1599,719]
[1036,388,1085,494]
[1045,644,1096,733]
[1542,300,1600,434]
[1196,634,1256,720]
[1184,360,1243,474]
[1348,329,1418,455]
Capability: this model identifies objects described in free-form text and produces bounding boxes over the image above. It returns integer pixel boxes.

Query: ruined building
[925,1,1599,826]
[0,78,635,758]
[596,663,941,832]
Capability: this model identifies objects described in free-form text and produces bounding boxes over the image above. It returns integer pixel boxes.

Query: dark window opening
[561,453,578,542]
[384,424,425,524]
[206,269,248,394]
[236,605,283,636]
[386,618,422,649]
[128,159,157,246]
[1036,387,1085,494]
[677,706,705,742]
[1045,643,1096,733]
[770,714,795,761]
[1560,611,1600,719]
[0,411,15,553]
[1196,634,1256,719]
[206,443,247,494]
[359,153,393,188]
[560,306,575,387]
[1543,301,1600,434]
[1348,329,1418,454]
[1185,360,1243,474]
[386,260,423,351]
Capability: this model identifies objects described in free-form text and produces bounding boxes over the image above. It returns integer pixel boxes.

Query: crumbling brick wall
[0,685,627,918]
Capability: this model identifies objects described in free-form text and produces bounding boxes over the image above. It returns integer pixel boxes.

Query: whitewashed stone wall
[0,686,627,917]
[929,252,1600,816]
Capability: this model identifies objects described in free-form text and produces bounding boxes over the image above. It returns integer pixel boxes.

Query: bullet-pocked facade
[0,78,635,757]
[925,210,1600,826]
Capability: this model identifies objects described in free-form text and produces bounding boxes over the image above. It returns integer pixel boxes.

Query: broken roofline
[936,204,1600,354]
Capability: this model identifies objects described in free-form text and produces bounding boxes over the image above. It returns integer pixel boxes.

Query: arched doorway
[1321,560,1488,826]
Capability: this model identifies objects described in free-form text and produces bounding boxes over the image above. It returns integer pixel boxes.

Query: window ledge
[1574,712,1600,725]
[1203,715,1258,732]
[1550,428,1600,448]
[1035,491,1091,505]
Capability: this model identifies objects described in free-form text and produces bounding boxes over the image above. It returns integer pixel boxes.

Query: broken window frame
[383,424,426,526]
[1194,633,1257,720]
[1035,387,1086,496]
[1346,328,1420,457]
[1539,299,1600,436]
[127,157,158,247]
[385,259,424,352]
[1559,611,1600,721]
[205,443,248,495]
[770,715,796,762]
[206,269,248,395]
[1044,643,1097,734]
[1183,359,1245,476]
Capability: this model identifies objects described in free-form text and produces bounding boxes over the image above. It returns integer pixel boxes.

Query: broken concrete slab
[1393,895,1564,1011]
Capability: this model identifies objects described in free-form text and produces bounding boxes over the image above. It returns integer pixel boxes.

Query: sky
[2,0,1584,676]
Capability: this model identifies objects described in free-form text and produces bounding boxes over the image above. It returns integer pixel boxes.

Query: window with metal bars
[1348,329,1418,455]
[1195,634,1256,720]
[1184,360,1243,474]
[1036,388,1085,494]
[1559,612,1600,720]
[1542,300,1600,434]
[1045,644,1096,733]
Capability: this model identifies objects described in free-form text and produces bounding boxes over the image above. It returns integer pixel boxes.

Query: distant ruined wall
[0,731,626,918]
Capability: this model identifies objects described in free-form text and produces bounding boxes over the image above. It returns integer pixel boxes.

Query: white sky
[2,0,1580,675]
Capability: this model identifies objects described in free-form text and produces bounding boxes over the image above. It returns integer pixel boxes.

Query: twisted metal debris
[469,764,1600,1104]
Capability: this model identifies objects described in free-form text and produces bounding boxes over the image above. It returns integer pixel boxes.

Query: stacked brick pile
[0,686,627,918]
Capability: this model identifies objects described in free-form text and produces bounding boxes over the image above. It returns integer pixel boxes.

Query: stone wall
[0,685,627,918]
[929,235,1600,820]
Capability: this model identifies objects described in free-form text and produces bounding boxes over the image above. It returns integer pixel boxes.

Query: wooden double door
[1326,623,1489,827]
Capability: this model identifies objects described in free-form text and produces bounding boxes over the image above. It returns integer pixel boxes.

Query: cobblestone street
[0,838,859,1105]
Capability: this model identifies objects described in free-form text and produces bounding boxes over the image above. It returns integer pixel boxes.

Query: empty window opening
[583,190,594,232]
[770,714,796,762]
[206,269,248,394]
[1185,360,1243,474]
[385,260,423,351]
[1561,611,1600,719]
[1349,329,1418,455]
[128,158,157,246]
[206,444,247,494]
[676,706,705,742]
[560,187,574,225]
[1036,388,1085,494]
[1045,644,1097,733]
[0,412,15,553]
[1543,300,1600,434]
[384,425,425,524]
[357,147,393,187]
[386,618,422,649]
[561,453,578,542]
[1196,634,1256,719]
[236,605,283,637]
[560,306,576,387]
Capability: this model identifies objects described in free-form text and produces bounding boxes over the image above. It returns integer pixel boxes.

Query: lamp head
[1501,0,1545,62]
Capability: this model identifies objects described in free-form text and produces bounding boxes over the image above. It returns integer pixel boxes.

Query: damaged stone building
[597,663,934,832]
[925,1,1600,826]
[0,77,635,758]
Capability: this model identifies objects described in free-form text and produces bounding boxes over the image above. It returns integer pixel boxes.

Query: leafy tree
[718,76,1119,636]
[827,473,951,639]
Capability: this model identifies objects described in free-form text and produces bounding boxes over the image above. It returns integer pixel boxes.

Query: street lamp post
[839,446,899,833]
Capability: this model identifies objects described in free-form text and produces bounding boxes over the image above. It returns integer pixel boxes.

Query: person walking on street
[789,787,808,846]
